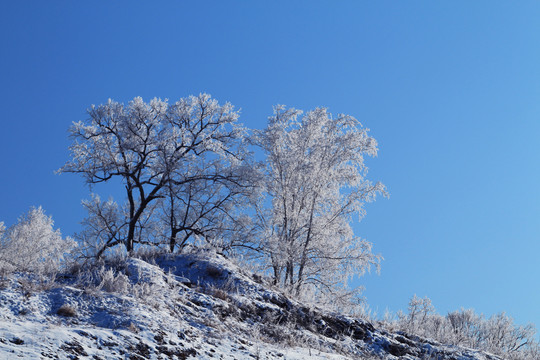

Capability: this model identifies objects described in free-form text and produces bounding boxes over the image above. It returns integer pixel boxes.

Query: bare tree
[74,194,161,259]
[163,152,255,253]
[60,94,246,256]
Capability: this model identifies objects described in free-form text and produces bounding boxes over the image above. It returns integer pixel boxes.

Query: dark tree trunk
[169,229,180,253]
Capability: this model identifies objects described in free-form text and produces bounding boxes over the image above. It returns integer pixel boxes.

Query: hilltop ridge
[0,251,503,360]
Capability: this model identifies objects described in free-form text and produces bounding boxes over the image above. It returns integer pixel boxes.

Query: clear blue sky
[1,1,539,329]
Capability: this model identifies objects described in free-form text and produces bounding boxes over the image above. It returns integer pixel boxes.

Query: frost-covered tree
[252,106,386,297]
[75,195,128,259]
[0,207,76,276]
[60,94,248,255]
[162,154,255,253]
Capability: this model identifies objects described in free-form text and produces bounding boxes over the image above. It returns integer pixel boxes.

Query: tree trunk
[296,197,317,295]
[126,224,135,254]
[126,184,136,254]
[124,180,164,256]
[169,229,180,253]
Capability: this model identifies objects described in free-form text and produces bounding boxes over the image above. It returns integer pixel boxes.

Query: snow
[0,251,503,359]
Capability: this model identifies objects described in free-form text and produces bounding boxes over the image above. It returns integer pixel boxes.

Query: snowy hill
[0,251,503,360]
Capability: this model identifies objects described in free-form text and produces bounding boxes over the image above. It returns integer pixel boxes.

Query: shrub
[391,295,540,360]
[0,207,76,278]
[57,304,78,317]
[98,268,130,294]
[206,265,223,278]
[207,286,230,302]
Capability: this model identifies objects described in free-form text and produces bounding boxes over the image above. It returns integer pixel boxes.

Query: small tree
[399,294,435,334]
[75,195,129,260]
[60,94,248,256]
[252,105,386,298]
[0,207,75,276]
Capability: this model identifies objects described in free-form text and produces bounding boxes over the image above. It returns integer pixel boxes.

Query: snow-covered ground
[0,251,503,359]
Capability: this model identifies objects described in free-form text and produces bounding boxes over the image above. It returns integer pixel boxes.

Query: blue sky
[1,1,539,329]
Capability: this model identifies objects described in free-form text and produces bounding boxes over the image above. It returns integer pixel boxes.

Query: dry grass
[57,304,77,317]
[205,265,223,278]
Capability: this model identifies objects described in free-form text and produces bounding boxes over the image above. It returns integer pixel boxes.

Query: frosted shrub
[0,222,6,275]
[98,268,130,294]
[391,295,540,360]
[398,294,434,334]
[0,207,76,278]
[132,282,154,300]
[483,312,537,358]
[446,308,481,347]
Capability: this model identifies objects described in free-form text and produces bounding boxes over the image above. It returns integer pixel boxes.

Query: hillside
[0,251,503,360]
